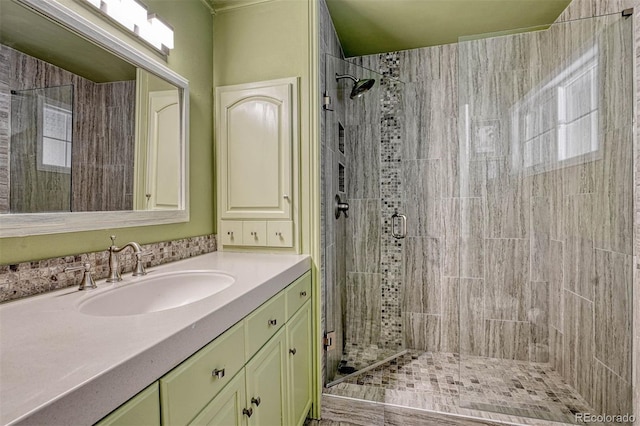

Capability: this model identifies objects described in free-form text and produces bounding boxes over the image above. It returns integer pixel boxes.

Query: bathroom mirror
[0,0,189,237]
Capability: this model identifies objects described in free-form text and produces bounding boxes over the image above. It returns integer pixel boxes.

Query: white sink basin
[78,270,235,316]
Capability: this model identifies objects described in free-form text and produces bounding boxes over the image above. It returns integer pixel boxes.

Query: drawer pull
[300,291,307,297]
[243,407,253,418]
[268,319,277,326]
[289,348,297,355]
[251,396,261,406]
[212,368,225,379]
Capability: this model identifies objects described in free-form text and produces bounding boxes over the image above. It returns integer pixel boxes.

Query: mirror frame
[0,0,190,237]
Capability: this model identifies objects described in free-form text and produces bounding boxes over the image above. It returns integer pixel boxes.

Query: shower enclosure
[322,7,633,425]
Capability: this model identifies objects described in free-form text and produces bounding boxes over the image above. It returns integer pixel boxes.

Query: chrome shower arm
[335,73,359,83]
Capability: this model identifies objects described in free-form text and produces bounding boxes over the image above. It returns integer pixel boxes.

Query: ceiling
[0,0,136,83]
[325,0,572,57]
[4,0,571,78]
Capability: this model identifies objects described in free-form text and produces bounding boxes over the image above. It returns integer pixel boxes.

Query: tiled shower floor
[326,350,599,425]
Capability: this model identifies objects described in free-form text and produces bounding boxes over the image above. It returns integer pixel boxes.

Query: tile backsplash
[0,234,217,303]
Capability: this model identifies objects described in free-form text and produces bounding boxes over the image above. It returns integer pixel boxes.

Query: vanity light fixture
[81,0,174,54]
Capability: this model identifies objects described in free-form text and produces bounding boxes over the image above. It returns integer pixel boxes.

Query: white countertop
[0,251,310,425]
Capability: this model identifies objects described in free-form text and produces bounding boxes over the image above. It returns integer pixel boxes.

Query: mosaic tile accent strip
[377,52,405,351]
[0,46,9,214]
[0,234,217,303]
[328,350,600,425]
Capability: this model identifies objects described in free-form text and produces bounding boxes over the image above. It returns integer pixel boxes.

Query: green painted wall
[213,0,308,86]
[0,0,214,265]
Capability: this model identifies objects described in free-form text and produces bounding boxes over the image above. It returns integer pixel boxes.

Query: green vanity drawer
[96,382,160,426]
[285,272,311,320]
[244,291,286,359]
[159,322,245,425]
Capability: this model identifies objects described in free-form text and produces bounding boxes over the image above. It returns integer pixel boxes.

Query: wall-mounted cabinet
[216,78,298,250]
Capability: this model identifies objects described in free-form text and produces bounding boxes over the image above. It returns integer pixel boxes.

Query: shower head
[335,73,375,99]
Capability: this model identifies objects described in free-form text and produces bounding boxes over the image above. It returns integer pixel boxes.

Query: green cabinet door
[286,301,312,426]
[245,327,287,426]
[190,370,247,426]
[96,383,160,426]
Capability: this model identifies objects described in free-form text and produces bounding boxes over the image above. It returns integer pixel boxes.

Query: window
[38,100,72,173]
[557,63,598,161]
[510,45,599,173]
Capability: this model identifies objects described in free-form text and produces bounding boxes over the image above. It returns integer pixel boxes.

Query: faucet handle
[110,235,117,246]
[65,262,97,291]
[132,251,152,276]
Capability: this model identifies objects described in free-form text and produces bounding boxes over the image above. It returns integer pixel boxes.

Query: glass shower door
[10,85,74,213]
[457,11,633,424]
[323,54,407,385]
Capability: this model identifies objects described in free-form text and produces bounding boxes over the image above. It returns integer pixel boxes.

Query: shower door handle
[391,212,406,239]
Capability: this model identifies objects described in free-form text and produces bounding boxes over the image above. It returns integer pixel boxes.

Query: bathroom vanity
[0,252,311,425]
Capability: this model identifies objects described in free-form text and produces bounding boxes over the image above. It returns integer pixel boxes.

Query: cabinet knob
[243,407,253,418]
[268,318,277,326]
[300,291,307,297]
[275,232,282,236]
[283,194,289,200]
[227,231,233,236]
[212,368,225,379]
[251,396,261,406]
[289,348,297,355]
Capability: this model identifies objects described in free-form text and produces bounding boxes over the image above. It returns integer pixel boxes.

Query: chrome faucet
[65,262,97,290]
[107,235,149,282]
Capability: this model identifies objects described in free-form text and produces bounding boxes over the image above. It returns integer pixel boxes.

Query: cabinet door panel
[287,302,312,426]
[218,78,296,220]
[245,328,287,426]
[227,98,281,210]
[190,370,247,426]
